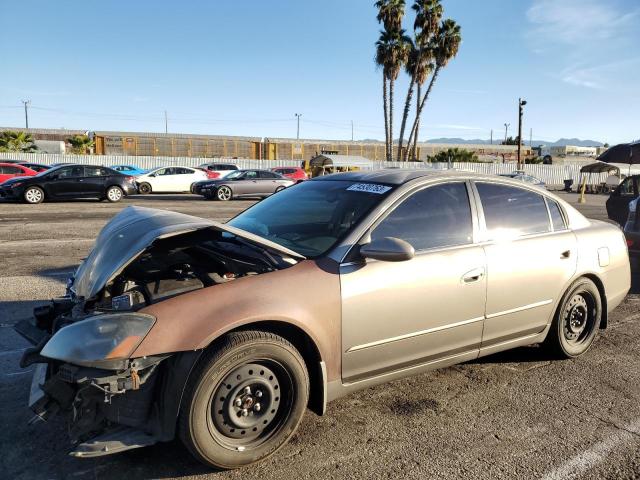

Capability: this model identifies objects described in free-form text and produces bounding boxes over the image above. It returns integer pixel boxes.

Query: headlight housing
[10,181,24,188]
[41,313,155,369]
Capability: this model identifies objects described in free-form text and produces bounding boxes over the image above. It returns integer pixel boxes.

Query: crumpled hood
[72,206,304,300]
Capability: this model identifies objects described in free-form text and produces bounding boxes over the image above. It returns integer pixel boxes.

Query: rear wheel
[24,186,44,204]
[106,185,123,202]
[216,186,233,201]
[275,186,286,193]
[179,331,309,470]
[543,278,602,358]
[138,182,152,194]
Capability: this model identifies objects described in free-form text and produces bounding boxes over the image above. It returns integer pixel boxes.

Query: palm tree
[0,131,38,152]
[406,18,461,160]
[375,0,405,31]
[397,0,442,160]
[67,135,95,154]
[376,29,411,161]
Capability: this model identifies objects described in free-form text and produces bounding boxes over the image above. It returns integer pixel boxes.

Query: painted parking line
[541,418,640,480]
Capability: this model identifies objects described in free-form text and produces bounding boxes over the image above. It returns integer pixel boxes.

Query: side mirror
[359,237,415,262]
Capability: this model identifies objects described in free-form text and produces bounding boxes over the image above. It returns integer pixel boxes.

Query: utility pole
[295,113,302,140]
[164,110,168,134]
[529,128,532,147]
[504,123,510,143]
[490,129,493,145]
[517,98,527,170]
[351,120,354,142]
[22,100,31,128]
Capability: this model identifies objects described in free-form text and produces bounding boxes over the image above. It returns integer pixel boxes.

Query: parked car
[192,169,294,200]
[498,172,546,189]
[17,162,51,173]
[0,164,137,203]
[271,166,308,182]
[16,170,630,469]
[0,163,38,183]
[136,166,208,194]
[110,165,147,176]
[606,175,639,226]
[195,167,221,180]
[198,163,239,178]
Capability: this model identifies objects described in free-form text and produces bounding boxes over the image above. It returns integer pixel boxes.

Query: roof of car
[311,168,493,185]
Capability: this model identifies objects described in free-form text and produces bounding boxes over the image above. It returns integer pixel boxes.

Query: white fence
[0,152,624,187]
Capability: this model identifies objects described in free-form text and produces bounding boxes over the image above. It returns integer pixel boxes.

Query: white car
[198,163,239,178]
[136,167,207,194]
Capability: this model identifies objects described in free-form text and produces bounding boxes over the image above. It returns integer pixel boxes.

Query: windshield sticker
[347,183,391,194]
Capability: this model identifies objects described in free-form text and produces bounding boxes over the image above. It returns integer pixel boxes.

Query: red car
[196,167,221,180]
[0,163,38,184]
[271,166,308,182]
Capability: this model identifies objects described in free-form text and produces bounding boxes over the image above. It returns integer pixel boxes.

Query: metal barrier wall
[0,152,630,187]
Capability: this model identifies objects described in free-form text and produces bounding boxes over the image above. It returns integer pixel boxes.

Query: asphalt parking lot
[1,192,639,480]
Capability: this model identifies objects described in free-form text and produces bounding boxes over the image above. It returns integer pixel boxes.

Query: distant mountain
[425,137,604,147]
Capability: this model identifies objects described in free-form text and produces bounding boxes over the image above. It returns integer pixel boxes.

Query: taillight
[627,239,634,248]
[207,171,221,179]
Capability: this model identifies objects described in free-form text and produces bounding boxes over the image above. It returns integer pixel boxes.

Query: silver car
[195,169,294,200]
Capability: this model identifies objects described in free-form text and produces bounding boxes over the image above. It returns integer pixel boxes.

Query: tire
[105,185,123,203]
[275,186,286,193]
[138,182,152,195]
[542,278,602,358]
[216,185,233,201]
[179,330,309,470]
[24,186,44,204]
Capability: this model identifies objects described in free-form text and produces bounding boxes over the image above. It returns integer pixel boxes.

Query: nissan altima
[16,170,630,469]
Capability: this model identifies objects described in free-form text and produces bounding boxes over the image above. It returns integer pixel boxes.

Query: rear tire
[542,278,602,358]
[275,186,286,193]
[24,186,44,204]
[106,185,123,203]
[179,331,309,470]
[138,182,152,195]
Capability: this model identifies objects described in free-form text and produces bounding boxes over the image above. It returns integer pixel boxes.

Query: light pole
[503,123,510,143]
[295,113,302,140]
[22,100,31,128]
[517,98,527,170]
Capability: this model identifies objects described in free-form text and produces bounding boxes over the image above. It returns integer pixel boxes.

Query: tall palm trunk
[383,76,389,161]
[407,66,441,161]
[413,83,422,160]
[397,77,415,161]
[403,82,420,161]
[389,78,395,161]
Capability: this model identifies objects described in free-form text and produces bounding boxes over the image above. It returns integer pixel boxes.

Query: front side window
[243,171,258,179]
[371,182,473,251]
[476,182,550,238]
[56,166,84,178]
[617,177,637,196]
[85,167,103,177]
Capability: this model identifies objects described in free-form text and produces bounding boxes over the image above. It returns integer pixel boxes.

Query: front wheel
[24,186,44,204]
[106,185,123,202]
[543,278,602,358]
[216,186,233,201]
[179,331,309,470]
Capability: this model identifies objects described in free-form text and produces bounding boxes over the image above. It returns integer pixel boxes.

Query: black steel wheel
[179,331,309,470]
[138,182,152,194]
[543,278,602,358]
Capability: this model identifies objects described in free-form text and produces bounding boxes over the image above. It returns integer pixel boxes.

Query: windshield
[228,180,394,257]
[225,170,244,179]
[36,165,62,177]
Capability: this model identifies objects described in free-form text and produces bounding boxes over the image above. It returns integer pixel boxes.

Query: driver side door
[340,181,486,384]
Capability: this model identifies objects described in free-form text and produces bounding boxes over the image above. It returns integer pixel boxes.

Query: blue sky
[0,0,638,144]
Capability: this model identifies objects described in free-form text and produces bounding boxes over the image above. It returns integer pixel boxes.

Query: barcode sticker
[346,183,391,194]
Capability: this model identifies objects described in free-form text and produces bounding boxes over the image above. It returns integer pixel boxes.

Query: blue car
[109,165,147,176]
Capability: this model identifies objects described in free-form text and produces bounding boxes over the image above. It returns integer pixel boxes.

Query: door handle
[462,267,485,284]
[560,250,571,259]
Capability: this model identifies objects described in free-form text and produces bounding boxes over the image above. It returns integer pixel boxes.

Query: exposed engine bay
[90,228,291,313]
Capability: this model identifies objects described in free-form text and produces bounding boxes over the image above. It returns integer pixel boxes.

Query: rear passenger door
[258,170,281,194]
[83,166,109,197]
[473,182,577,350]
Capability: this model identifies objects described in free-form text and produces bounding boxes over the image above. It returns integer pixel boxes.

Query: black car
[0,164,138,204]
[606,175,639,225]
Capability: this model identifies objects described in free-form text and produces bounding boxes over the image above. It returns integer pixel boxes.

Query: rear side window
[546,198,567,231]
[1,165,21,174]
[476,182,550,237]
[85,167,103,177]
[371,182,473,251]
[259,171,279,179]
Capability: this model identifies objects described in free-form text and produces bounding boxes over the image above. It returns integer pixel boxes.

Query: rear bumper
[122,184,138,195]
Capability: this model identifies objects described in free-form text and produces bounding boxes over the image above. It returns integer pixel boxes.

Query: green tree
[428,147,478,163]
[0,131,38,152]
[375,29,411,161]
[501,136,522,146]
[406,18,461,160]
[67,135,95,154]
[397,0,442,160]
